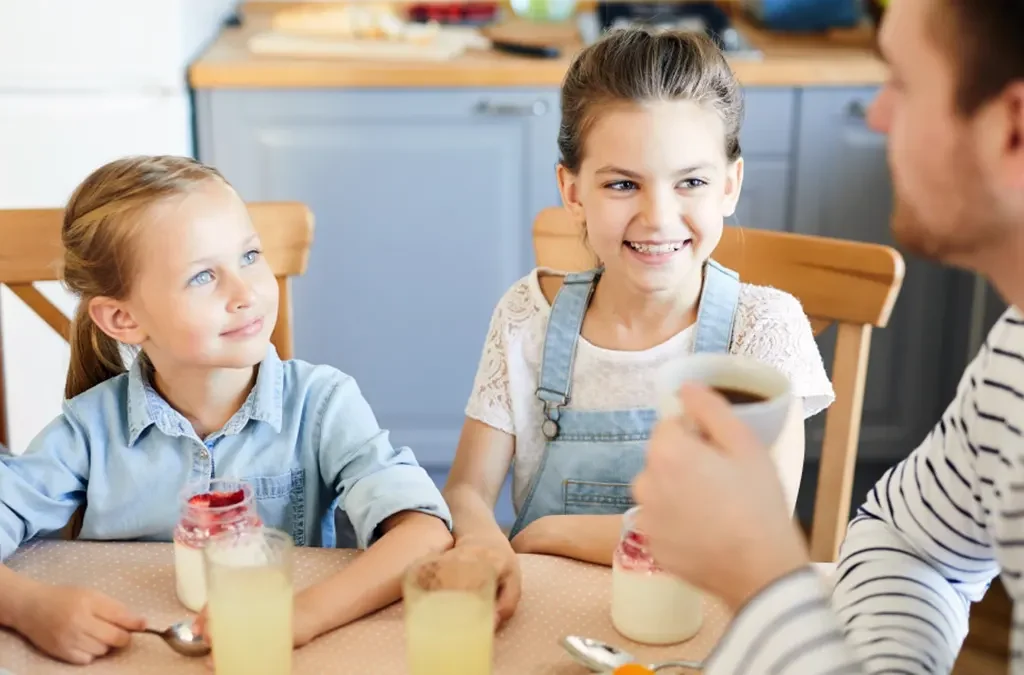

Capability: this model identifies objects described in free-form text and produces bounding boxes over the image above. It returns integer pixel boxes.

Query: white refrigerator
[0,0,236,451]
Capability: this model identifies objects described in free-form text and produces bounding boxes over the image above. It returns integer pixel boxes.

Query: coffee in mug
[657,354,793,448]
[711,386,769,405]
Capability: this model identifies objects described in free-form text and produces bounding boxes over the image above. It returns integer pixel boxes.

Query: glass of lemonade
[403,550,497,675]
[204,526,294,675]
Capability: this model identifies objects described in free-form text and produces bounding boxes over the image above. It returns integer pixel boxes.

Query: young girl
[0,155,453,665]
[443,27,835,624]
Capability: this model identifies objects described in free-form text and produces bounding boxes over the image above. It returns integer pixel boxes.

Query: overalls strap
[693,258,741,354]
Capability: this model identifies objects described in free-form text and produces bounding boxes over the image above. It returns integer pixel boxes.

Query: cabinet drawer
[203,88,561,123]
[740,88,797,156]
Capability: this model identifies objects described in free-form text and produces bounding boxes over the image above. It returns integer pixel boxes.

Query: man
[632,0,1024,672]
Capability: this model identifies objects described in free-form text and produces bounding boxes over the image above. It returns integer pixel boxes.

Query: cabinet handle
[474,100,548,117]
[846,100,869,121]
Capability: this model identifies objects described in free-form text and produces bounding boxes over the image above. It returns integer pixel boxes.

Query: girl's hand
[14,583,146,664]
[445,538,522,629]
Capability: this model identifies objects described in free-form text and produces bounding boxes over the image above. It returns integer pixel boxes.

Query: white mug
[657,353,793,448]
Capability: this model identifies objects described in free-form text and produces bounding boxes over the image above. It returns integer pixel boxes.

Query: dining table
[0,539,837,674]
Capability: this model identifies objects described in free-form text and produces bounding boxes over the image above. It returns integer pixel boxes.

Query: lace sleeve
[464,296,516,435]
[732,286,836,419]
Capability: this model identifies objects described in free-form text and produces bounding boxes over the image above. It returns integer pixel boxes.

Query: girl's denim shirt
[0,347,452,560]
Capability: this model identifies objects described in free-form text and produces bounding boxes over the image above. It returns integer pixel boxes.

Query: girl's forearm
[0,564,39,629]
[299,511,452,634]
[513,514,623,566]
[443,483,510,547]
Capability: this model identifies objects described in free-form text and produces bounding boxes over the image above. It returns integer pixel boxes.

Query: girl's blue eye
[189,270,214,287]
[606,180,638,191]
[679,178,708,189]
[242,248,261,266]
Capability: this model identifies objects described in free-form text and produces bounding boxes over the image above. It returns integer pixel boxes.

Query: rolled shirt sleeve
[0,405,89,561]
[316,373,452,550]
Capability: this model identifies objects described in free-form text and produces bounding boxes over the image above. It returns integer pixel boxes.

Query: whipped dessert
[173,484,260,612]
[611,518,703,645]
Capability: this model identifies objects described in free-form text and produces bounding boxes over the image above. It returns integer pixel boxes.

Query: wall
[0,0,237,452]
[0,289,75,452]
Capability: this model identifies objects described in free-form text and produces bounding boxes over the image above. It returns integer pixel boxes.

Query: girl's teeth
[628,242,683,254]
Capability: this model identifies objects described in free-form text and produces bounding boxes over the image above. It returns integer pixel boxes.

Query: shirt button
[199,448,210,459]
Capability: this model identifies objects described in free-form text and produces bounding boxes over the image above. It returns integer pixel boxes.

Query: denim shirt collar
[126,346,284,446]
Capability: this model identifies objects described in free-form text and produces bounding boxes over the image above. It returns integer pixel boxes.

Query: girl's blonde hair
[62,155,227,399]
[558,26,744,172]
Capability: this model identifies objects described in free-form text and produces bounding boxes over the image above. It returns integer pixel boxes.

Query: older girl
[443,27,834,624]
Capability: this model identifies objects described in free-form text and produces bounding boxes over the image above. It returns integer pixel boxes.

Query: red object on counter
[406,2,499,24]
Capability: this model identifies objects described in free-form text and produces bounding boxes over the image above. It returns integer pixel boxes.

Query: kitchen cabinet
[792,88,971,462]
[731,158,791,232]
[731,88,798,233]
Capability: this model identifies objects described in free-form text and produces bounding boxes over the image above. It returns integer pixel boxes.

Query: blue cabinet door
[731,88,798,232]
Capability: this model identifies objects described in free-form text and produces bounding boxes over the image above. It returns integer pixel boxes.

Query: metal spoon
[561,635,703,672]
[141,620,211,657]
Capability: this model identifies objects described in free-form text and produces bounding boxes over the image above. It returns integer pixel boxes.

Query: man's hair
[934,0,1024,115]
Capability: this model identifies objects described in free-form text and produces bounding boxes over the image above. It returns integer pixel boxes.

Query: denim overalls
[507,260,741,538]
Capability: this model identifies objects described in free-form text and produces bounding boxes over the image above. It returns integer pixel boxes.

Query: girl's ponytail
[64,303,126,399]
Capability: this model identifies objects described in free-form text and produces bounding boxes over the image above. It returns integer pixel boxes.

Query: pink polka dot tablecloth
[0,540,836,674]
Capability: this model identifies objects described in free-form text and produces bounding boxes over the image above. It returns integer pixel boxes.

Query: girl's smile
[220,316,266,339]
[624,239,693,266]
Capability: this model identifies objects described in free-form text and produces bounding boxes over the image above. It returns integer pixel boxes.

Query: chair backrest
[532,207,905,562]
[0,202,315,450]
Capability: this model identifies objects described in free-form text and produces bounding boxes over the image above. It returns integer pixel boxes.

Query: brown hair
[62,155,227,399]
[932,0,1024,115]
[558,26,744,173]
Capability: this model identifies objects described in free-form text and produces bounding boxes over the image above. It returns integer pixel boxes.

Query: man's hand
[14,583,146,665]
[632,384,811,612]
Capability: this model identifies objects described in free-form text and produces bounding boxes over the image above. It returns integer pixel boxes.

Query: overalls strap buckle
[533,268,601,440]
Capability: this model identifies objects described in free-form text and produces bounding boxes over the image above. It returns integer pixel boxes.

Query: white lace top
[465,268,836,513]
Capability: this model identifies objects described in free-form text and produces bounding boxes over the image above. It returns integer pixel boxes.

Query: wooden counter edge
[188,57,888,89]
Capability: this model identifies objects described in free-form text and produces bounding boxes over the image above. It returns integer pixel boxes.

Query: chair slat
[811,322,872,561]
[8,284,71,340]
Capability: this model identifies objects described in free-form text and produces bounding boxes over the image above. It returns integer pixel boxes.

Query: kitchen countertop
[188,11,887,89]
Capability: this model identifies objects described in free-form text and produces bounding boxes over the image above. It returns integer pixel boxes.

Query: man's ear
[995,83,1024,191]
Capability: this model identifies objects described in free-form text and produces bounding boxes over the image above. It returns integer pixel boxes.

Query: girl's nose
[226,273,256,311]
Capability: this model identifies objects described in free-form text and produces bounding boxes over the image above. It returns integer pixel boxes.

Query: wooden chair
[532,207,905,562]
[0,202,316,451]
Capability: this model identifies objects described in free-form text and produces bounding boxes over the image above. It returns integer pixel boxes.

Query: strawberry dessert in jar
[611,506,703,645]
[173,479,261,611]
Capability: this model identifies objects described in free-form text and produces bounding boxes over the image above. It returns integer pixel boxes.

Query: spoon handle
[141,627,166,636]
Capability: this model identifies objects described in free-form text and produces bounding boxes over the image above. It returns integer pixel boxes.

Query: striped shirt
[707,308,1024,674]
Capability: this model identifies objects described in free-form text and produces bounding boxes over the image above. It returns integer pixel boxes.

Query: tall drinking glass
[204,526,294,675]
[403,551,496,675]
